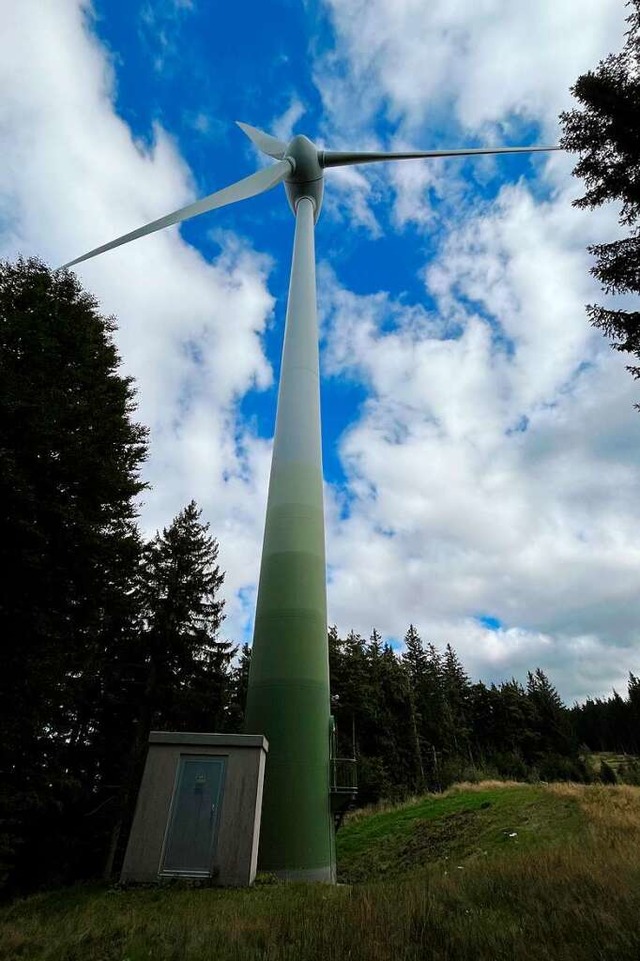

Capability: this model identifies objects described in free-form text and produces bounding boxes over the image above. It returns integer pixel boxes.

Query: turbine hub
[284,135,324,220]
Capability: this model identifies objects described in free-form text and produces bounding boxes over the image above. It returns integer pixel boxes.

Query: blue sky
[2,0,639,702]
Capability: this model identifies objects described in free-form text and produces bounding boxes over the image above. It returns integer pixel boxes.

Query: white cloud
[388,155,443,230]
[0,0,274,641]
[307,1,640,702]
[271,98,306,143]
[139,0,196,73]
[312,0,628,253]
[317,0,625,137]
[323,163,382,235]
[416,619,635,706]
[321,168,640,701]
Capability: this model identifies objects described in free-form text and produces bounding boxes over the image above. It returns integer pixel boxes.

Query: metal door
[162,756,225,875]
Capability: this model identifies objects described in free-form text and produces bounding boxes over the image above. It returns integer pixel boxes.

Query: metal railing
[330,756,358,795]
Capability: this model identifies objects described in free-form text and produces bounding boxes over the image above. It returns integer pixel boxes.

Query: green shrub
[599,760,618,784]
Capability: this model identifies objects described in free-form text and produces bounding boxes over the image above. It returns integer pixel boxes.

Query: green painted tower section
[244,196,335,882]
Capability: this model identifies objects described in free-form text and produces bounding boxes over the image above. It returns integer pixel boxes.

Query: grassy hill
[2,782,640,961]
[337,780,584,882]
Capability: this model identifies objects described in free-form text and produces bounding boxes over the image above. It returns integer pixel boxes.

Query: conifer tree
[402,624,427,683]
[369,627,384,659]
[418,642,447,784]
[401,625,427,788]
[526,668,575,764]
[441,644,472,755]
[227,642,252,731]
[104,501,230,876]
[138,500,228,731]
[560,2,640,393]
[627,673,640,752]
[0,258,150,890]
[375,642,418,797]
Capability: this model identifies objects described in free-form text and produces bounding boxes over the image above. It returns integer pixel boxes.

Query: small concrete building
[121,732,268,887]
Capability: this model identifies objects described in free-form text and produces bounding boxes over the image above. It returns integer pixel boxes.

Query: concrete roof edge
[149,731,269,751]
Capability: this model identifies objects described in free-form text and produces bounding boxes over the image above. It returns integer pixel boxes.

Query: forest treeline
[1,258,638,899]
[328,626,640,801]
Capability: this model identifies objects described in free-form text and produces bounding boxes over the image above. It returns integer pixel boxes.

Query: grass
[2,782,640,960]
[336,780,584,882]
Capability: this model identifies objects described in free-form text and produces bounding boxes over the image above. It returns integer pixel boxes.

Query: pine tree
[493,679,537,764]
[139,500,228,731]
[560,2,640,392]
[402,624,427,683]
[341,630,371,738]
[0,257,148,890]
[369,627,384,660]
[328,626,351,757]
[418,642,447,786]
[227,643,252,732]
[400,625,427,789]
[104,501,230,876]
[441,644,473,757]
[607,688,634,752]
[526,668,575,767]
[376,643,419,797]
[627,673,640,752]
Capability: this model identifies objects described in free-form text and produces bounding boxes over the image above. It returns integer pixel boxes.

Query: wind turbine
[63,122,559,883]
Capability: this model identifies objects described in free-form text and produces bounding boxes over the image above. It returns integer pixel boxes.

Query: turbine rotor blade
[321,145,561,168]
[62,159,292,269]
[236,121,287,159]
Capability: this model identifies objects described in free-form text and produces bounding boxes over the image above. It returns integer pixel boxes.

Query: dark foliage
[328,626,595,802]
[570,672,640,755]
[0,261,231,895]
[599,760,619,784]
[560,2,640,393]
[103,501,233,878]
[0,257,148,891]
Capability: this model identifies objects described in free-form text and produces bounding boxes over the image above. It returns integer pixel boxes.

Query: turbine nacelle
[283,134,324,220]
